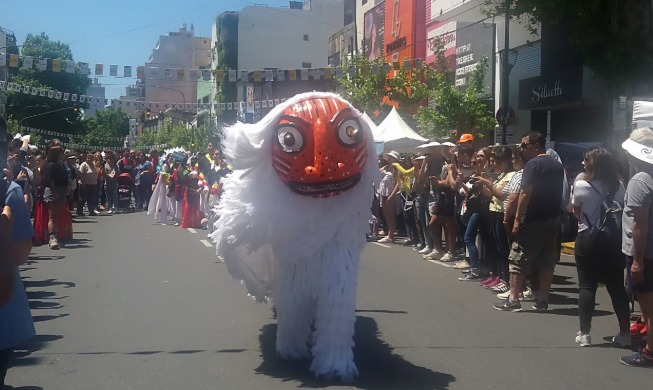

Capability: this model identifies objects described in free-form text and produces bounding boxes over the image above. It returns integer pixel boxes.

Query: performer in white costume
[147,162,171,225]
[211,92,378,382]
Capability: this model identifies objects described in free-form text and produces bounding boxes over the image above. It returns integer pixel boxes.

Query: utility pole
[501,1,511,146]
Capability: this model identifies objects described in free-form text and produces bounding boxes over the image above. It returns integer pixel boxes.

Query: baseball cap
[457,133,474,144]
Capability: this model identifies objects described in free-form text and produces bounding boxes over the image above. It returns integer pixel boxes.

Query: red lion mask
[271,96,368,198]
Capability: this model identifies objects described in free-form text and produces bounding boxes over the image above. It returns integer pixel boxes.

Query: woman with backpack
[571,148,631,347]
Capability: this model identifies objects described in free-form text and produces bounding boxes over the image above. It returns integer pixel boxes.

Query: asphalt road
[5,211,652,389]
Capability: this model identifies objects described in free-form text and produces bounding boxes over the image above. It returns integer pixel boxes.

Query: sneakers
[49,235,59,250]
[453,260,470,269]
[491,282,510,293]
[612,332,632,347]
[423,250,443,260]
[484,278,502,289]
[480,275,496,286]
[522,287,534,301]
[378,237,394,244]
[532,300,549,312]
[575,331,591,347]
[107,209,113,214]
[440,252,454,262]
[418,246,432,255]
[497,290,524,300]
[413,244,426,252]
[630,317,648,341]
[458,271,481,281]
[620,348,653,368]
[492,299,522,312]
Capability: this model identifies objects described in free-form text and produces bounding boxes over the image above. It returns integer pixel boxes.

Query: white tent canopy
[373,107,428,153]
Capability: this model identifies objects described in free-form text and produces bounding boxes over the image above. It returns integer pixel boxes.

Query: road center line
[187,228,197,234]
[200,239,213,248]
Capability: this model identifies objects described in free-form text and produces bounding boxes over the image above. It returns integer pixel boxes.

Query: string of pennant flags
[25,126,127,142]
[36,141,168,152]
[0,52,426,82]
[1,80,290,112]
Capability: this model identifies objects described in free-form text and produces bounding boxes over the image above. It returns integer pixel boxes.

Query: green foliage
[6,32,90,132]
[215,12,239,123]
[82,108,130,147]
[416,56,495,139]
[136,120,208,152]
[483,0,653,95]
[336,56,388,116]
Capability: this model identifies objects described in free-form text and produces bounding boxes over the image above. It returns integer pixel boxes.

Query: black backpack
[583,182,622,249]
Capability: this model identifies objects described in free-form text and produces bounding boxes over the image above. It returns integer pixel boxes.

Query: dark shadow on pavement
[552,275,575,286]
[550,287,580,295]
[256,316,455,389]
[26,255,65,261]
[556,261,576,267]
[547,292,578,306]
[71,219,97,224]
[543,308,614,317]
[28,300,63,310]
[355,309,408,314]
[62,238,92,249]
[3,385,45,389]
[22,279,75,289]
[33,313,69,322]
[26,291,67,300]
[10,334,64,368]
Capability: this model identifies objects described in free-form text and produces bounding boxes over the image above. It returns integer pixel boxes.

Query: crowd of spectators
[371,128,653,367]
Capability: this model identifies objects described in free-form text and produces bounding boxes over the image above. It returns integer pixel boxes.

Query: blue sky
[2,0,291,100]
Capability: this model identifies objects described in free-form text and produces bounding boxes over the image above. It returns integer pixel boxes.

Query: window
[303,34,309,41]
[302,62,312,68]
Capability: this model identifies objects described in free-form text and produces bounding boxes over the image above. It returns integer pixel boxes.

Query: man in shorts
[493,131,563,312]
[620,127,653,367]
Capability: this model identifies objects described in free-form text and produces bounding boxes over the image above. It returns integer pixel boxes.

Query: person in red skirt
[180,155,203,229]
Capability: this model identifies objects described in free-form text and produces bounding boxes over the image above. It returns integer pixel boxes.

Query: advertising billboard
[426,20,495,95]
[384,0,425,62]
[364,3,385,61]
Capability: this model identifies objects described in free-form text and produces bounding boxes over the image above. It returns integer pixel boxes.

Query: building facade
[84,78,106,118]
[212,0,347,123]
[143,23,212,115]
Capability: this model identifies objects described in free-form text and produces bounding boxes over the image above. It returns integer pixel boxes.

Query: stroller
[117,173,135,213]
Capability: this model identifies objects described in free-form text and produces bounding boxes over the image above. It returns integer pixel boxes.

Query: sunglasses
[520,142,534,149]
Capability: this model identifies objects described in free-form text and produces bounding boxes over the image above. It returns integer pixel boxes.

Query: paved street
[5,212,652,389]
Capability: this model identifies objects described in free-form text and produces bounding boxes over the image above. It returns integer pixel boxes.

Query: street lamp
[18,106,74,134]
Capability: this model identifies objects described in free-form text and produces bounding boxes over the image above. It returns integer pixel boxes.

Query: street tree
[483,0,653,95]
[136,120,208,152]
[336,56,388,117]
[82,108,130,147]
[6,32,90,132]
[336,36,494,139]
[416,56,496,139]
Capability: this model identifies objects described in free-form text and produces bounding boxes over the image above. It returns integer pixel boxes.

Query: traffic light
[73,104,78,113]
[146,109,151,119]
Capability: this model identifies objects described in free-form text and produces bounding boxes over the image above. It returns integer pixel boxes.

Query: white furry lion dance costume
[211,92,378,381]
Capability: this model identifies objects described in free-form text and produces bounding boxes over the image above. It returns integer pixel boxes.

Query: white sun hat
[622,137,653,165]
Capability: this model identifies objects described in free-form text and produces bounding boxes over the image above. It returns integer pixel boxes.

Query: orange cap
[457,133,474,144]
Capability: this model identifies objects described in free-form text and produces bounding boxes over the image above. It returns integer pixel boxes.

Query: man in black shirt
[494,131,563,312]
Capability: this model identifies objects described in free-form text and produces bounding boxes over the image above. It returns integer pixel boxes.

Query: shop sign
[519,67,583,109]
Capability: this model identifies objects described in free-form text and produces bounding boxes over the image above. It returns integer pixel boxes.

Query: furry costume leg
[273,259,314,361]
[308,245,359,381]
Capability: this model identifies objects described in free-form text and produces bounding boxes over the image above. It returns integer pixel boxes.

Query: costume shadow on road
[256,316,455,389]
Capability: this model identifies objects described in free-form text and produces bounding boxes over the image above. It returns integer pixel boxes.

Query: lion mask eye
[337,119,362,146]
[276,125,305,153]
